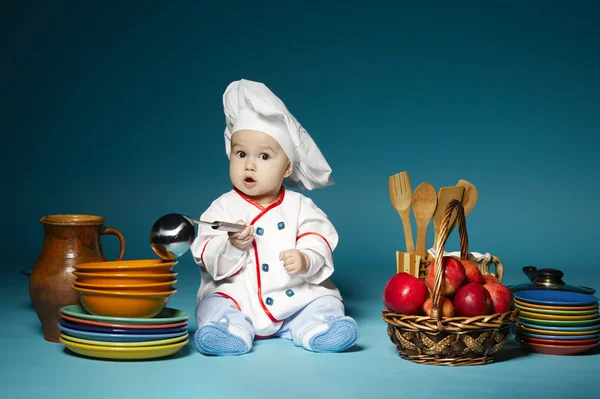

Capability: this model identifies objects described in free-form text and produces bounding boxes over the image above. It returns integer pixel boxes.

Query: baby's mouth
[244,177,255,183]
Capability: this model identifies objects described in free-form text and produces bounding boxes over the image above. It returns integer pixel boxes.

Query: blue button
[265,297,273,306]
[277,221,285,230]
[285,289,294,297]
[256,227,264,236]
[262,263,269,272]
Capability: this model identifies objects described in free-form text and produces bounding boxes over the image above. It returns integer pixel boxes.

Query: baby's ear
[283,161,293,178]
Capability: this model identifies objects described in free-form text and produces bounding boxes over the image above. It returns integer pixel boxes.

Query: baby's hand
[279,249,310,275]
[228,220,254,251]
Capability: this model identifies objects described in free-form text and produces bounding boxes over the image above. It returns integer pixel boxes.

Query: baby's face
[230,129,292,204]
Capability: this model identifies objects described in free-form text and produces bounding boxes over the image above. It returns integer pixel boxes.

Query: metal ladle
[150,213,246,260]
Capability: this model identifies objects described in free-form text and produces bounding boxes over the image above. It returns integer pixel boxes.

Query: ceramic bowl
[73,280,176,293]
[73,259,177,274]
[73,271,177,285]
[72,285,176,318]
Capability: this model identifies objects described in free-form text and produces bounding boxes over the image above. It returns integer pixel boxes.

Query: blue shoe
[308,316,359,353]
[194,321,252,356]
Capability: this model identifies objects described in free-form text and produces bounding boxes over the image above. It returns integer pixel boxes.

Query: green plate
[515,302,598,316]
[59,333,189,347]
[518,315,600,327]
[60,304,189,325]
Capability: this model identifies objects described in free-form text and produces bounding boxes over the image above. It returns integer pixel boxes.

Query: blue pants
[195,294,357,355]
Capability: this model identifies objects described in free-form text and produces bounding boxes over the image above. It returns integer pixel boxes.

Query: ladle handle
[192,219,246,233]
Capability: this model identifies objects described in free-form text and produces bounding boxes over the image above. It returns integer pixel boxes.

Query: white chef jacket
[191,186,342,338]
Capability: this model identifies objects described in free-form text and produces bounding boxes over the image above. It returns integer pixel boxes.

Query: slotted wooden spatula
[389,171,414,253]
[456,179,478,216]
[411,182,437,257]
[432,185,465,248]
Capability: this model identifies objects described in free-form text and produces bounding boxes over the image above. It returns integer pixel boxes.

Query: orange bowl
[73,271,177,285]
[72,286,176,318]
[73,259,177,274]
[73,280,176,293]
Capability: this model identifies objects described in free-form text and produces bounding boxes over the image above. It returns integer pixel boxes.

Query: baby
[190,79,359,356]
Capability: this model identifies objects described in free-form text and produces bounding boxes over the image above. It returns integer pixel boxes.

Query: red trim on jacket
[296,232,332,252]
[200,236,215,269]
[215,291,241,311]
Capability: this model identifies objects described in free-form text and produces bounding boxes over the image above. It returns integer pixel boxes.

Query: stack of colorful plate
[58,304,189,360]
[514,290,600,356]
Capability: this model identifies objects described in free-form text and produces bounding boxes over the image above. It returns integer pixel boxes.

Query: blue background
[4,1,600,398]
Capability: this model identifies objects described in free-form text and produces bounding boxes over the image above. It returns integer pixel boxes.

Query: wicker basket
[382,199,517,366]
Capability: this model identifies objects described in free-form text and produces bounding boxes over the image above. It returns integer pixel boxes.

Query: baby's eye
[260,153,270,161]
[236,151,246,158]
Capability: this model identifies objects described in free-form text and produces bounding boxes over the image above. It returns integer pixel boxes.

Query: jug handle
[102,227,126,260]
[488,255,504,283]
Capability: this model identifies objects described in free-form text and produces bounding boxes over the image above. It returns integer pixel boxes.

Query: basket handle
[430,199,468,320]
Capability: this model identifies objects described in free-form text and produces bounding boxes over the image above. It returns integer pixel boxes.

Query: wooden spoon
[432,185,465,248]
[456,179,478,216]
[411,182,437,257]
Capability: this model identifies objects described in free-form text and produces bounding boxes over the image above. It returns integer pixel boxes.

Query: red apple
[461,260,483,284]
[482,274,500,285]
[423,297,455,318]
[426,256,466,297]
[453,283,494,317]
[383,272,429,314]
[483,283,513,314]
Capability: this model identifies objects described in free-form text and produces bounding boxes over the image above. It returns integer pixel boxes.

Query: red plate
[60,313,188,329]
[516,334,600,346]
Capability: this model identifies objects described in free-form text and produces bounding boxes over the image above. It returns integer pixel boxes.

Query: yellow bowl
[60,335,189,360]
[72,285,176,318]
[73,259,177,274]
[73,271,177,285]
[73,280,176,293]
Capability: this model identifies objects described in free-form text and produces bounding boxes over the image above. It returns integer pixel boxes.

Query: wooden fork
[389,171,415,253]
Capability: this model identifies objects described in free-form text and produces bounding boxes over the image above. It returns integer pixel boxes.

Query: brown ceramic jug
[29,214,126,342]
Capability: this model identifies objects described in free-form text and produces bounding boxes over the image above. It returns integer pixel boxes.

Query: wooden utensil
[411,182,437,257]
[432,186,465,248]
[456,179,478,216]
[389,171,415,253]
[396,251,421,277]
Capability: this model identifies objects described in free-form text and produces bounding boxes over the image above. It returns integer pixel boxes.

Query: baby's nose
[244,160,255,171]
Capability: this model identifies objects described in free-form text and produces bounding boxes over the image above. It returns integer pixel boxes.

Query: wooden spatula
[432,185,465,248]
[389,171,414,253]
[411,182,437,257]
[456,179,478,216]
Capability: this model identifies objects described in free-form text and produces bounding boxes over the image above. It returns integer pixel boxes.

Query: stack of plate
[514,290,600,356]
[58,304,189,360]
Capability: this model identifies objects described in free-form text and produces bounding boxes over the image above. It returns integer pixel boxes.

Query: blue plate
[518,320,600,332]
[517,330,600,341]
[57,324,189,342]
[514,290,599,306]
[58,320,187,334]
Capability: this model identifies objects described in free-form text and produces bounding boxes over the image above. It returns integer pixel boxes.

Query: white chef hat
[222,79,334,190]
